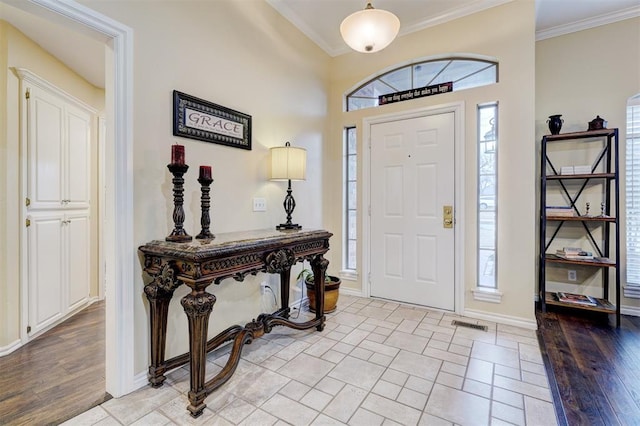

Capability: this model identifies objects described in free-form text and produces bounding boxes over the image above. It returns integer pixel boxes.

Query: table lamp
[270,141,306,230]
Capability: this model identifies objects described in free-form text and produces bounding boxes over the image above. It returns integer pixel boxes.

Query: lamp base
[276,223,302,231]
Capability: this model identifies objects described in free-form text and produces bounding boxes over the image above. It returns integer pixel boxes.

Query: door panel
[370,112,455,310]
[29,87,64,209]
[66,107,91,208]
[29,212,64,334]
[67,212,90,310]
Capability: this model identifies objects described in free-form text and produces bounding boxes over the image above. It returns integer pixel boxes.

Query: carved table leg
[279,267,291,317]
[181,291,216,418]
[144,258,181,388]
[143,270,178,387]
[311,254,328,331]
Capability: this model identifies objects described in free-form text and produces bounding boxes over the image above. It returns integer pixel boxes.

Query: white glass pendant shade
[340,3,400,53]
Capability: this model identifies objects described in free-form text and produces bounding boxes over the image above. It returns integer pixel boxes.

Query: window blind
[627,101,640,285]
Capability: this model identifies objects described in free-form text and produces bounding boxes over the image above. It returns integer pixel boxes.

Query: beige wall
[76,0,330,372]
[536,17,640,310]
[0,21,105,349]
[327,1,537,324]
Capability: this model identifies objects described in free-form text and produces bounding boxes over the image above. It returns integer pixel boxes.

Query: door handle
[443,205,453,229]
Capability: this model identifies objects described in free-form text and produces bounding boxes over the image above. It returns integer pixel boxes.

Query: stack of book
[559,165,592,175]
[556,247,593,260]
[546,206,574,217]
[556,292,597,306]
[573,165,592,174]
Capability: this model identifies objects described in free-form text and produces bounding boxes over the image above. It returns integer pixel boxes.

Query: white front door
[370,112,455,310]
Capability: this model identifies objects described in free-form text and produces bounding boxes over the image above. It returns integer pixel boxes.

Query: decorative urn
[547,114,563,135]
[588,115,607,131]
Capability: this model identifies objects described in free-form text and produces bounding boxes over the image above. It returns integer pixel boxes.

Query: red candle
[199,165,212,180]
[171,144,185,165]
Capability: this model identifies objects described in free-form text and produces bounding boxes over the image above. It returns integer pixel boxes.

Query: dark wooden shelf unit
[539,128,620,326]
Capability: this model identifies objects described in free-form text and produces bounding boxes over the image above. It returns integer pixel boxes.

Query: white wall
[536,17,640,311]
[78,0,330,373]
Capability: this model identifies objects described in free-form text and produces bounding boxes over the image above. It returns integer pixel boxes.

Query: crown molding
[265,0,336,55]
[536,5,640,41]
[399,0,513,36]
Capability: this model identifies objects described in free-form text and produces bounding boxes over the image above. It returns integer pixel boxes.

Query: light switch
[253,198,266,212]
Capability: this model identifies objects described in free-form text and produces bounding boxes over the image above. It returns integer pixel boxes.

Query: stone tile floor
[63,295,558,425]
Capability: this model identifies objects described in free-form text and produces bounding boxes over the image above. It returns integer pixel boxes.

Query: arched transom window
[346,57,498,111]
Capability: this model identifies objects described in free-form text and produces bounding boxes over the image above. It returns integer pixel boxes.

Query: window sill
[472,287,503,303]
[623,285,640,299]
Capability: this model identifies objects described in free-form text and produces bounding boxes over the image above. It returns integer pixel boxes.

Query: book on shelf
[546,206,574,217]
[560,166,574,175]
[557,165,591,175]
[555,248,594,260]
[573,165,591,174]
[556,292,597,306]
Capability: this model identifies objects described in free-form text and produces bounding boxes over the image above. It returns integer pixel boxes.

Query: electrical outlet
[568,270,577,281]
[253,198,266,212]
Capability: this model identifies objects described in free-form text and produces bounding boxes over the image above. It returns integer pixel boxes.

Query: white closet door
[66,211,90,311]
[28,212,64,335]
[66,106,91,209]
[22,72,94,339]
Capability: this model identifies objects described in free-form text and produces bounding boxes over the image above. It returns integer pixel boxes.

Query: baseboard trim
[132,371,148,391]
[338,287,364,297]
[463,308,538,330]
[0,339,23,357]
[621,304,640,317]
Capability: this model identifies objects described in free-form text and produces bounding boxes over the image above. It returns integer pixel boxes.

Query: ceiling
[1,0,638,89]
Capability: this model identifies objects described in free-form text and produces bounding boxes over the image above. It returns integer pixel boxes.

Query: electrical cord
[287,279,306,319]
[262,278,305,319]
[264,285,277,309]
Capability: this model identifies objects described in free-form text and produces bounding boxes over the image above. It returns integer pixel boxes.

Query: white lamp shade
[340,3,400,53]
[270,145,307,181]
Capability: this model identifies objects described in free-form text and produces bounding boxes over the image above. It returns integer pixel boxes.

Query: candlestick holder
[196,176,215,240]
[597,201,609,218]
[166,163,192,242]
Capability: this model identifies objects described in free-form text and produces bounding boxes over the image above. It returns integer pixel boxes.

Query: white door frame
[13,0,135,397]
[362,102,465,315]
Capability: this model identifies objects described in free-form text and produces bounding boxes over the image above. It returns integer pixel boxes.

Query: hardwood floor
[537,307,640,426]
[0,301,110,425]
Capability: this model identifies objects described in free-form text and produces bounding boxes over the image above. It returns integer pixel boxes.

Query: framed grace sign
[173,90,252,150]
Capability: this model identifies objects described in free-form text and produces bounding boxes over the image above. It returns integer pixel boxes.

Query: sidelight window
[344,127,357,272]
[477,103,498,288]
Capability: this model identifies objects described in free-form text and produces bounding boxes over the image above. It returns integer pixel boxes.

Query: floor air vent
[451,320,488,331]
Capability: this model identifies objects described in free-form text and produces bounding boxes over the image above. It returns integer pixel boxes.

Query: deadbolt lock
[443,205,453,229]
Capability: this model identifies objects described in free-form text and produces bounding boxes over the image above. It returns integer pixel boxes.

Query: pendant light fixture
[340,2,400,53]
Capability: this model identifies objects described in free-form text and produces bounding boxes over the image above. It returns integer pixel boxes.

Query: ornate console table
[139,229,332,417]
